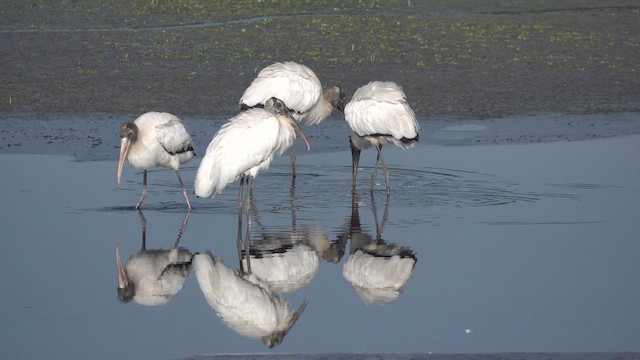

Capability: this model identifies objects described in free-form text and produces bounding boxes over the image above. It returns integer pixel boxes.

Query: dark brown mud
[1,1,639,118]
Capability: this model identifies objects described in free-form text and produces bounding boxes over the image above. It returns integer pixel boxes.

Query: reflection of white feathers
[116,211,193,306]
[193,252,308,348]
[241,226,330,293]
[118,247,193,306]
[243,242,319,293]
[340,193,417,304]
[343,246,416,305]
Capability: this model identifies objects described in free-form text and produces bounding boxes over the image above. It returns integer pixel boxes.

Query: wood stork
[341,192,417,304]
[117,112,195,210]
[194,97,311,226]
[115,210,193,306]
[239,61,346,176]
[344,81,419,193]
[193,251,309,348]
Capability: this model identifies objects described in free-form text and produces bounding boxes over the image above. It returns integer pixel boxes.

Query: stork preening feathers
[344,81,420,193]
[194,97,310,218]
[240,61,345,176]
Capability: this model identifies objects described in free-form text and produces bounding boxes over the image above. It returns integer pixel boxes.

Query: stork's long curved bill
[336,98,346,117]
[116,243,129,289]
[286,297,309,331]
[117,138,132,185]
[290,119,311,151]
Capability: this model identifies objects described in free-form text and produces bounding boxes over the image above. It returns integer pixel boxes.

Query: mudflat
[1,1,639,118]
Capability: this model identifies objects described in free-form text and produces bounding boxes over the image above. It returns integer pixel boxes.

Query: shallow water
[1,130,639,359]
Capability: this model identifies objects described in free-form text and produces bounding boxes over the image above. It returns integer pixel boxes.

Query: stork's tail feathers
[400,133,419,144]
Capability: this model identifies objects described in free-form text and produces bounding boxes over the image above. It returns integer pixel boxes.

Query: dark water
[0,122,639,359]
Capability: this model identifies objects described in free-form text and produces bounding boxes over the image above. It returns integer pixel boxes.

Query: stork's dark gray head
[262,331,286,348]
[264,97,289,116]
[116,243,135,303]
[261,297,309,348]
[120,122,138,142]
[324,85,346,116]
[117,285,135,303]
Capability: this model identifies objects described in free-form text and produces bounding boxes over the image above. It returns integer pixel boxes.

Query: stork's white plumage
[344,81,419,193]
[194,98,310,216]
[193,252,309,348]
[239,61,345,176]
[117,112,195,209]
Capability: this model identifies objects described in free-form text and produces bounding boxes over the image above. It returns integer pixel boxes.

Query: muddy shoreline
[1,111,639,161]
[1,2,639,160]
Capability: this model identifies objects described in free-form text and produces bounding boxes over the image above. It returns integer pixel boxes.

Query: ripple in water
[283,164,576,210]
[104,163,578,216]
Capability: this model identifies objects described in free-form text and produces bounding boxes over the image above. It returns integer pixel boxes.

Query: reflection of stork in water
[241,231,322,294]
[341,192,417,304]
[115,210,193,305]
[193,216,309,348]
[239,179,328,293]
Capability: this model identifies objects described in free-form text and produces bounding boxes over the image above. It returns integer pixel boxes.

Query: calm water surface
[1,130,639,359]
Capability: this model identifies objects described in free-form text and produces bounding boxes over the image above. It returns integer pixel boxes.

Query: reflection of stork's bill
[242,242,320,293]
[119,248,193,306]
[343,248,417,305]
[194,252,308,347]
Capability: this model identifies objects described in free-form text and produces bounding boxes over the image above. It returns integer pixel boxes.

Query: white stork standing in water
[344,81,419,193]
[239,61,346,176]
[194,97,310,227]
[117,112,195,209]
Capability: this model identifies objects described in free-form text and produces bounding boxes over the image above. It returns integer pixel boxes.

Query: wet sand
[1,112,640,161]
[1,2,640,160]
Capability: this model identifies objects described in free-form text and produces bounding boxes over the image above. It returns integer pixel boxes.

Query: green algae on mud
[1,1,639,118]
[3,0,639,29]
